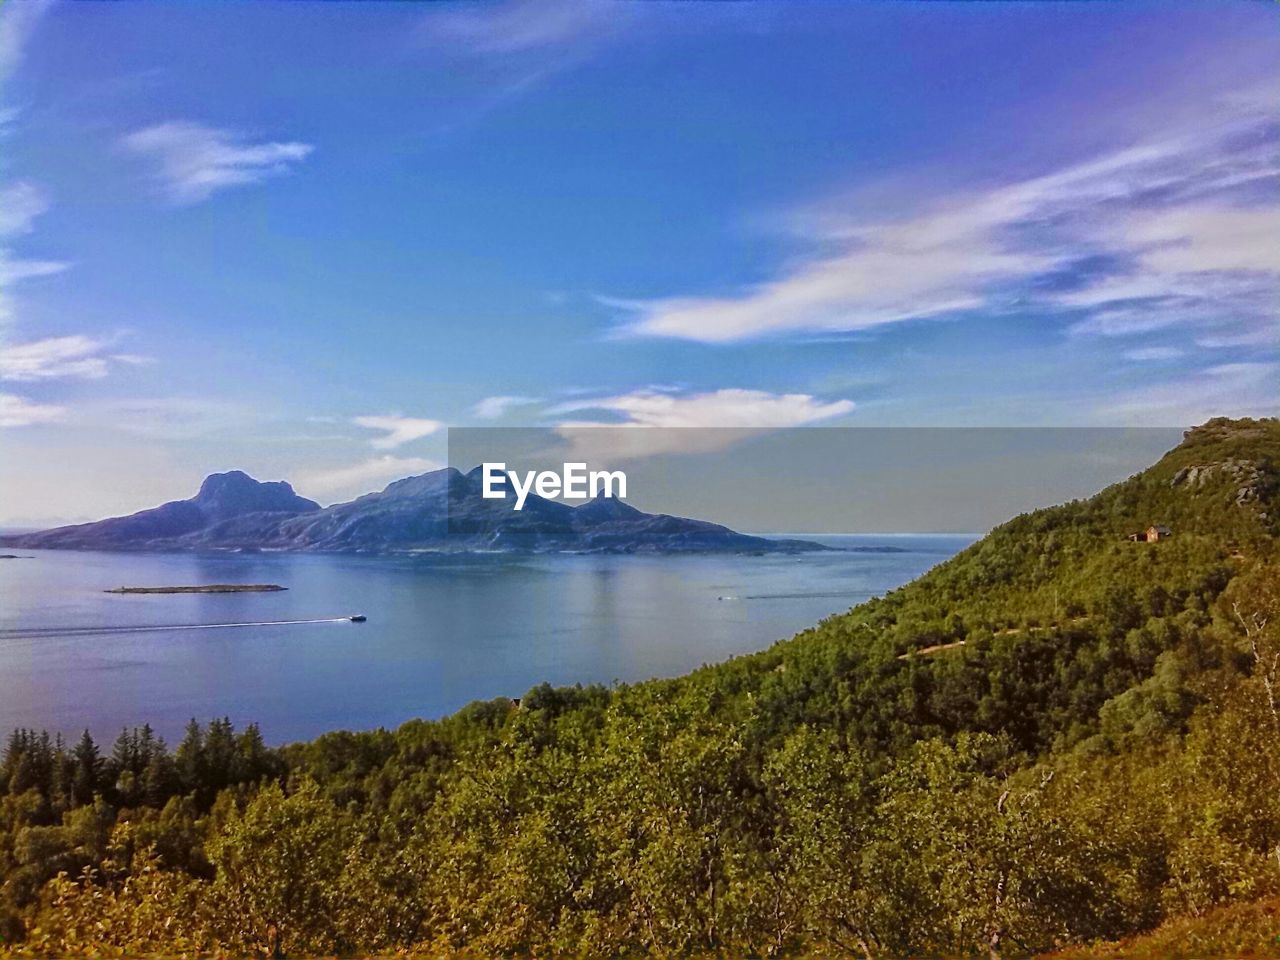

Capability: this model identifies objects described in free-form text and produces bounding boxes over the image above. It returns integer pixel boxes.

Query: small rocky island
[104,584,287,594]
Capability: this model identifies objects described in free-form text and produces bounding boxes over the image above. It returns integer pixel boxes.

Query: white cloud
[618,210,1039,343]
[110,353,154,368]
[615,93,1279,349]
[1123,346,1184,362]
[1064,298,1187,335]
[0,181,46,237]
[295,455,442,502]
[424,0,618,55]
[556,388,855,429]
[1126,207,1280,275]
[0,252,65,284]
[0,106,20,139]
[0,182,68,327]
[552,388,855,461]
[1102,362,1279,425]
[1060,204,1280,345]
[0,335,141,381]
[0,0,51,88]
[1196,326,1279,349]
[412,0,640,121]
[472,394,540,419]
[122,122,314,204]
[352,414,442,449]
[0,392,64,428]
[1,10,66,331]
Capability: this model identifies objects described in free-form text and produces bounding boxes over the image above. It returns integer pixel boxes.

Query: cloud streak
[0,392,64,428]
[554,387,855,429]
[122,122,314,204]
[0,0,51,88]
[472,395,540,420]
[0,335,146,381]
[295,455,442,502]
[352,414,442,450]
[412,0,641,123]
[1101,362,1278,425]
[551,388,855,461]
[1123,346,1184,363]
[0,181,47,237]
[0,182,69,329]
[422,0,621,56]
[617,90,1279,350]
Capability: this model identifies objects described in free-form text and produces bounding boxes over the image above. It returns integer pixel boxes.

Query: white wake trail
[0,618,357,640]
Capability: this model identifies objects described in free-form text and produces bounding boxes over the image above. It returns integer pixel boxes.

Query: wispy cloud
[295,455,442,502]
[1123,346,1184,363]
[1102,362,1278,425]
[551,388,855,461]
[0,0,52,88]
[352,414,442,450]
[472,394,540,420]
[613,225,1036,343]
[413,0,640,123]
[1061,203,1279,344]
[0,182,68,329]
[0,252,65,285]
[0,334,146,381]
[0,391,64,428]
[0,180,47,237]
[0,186,132,413]
[555,387,855,429]
[1,1,65,332]
[616,88,1279,351]
[423,0,621,56]
[122,122,314,204]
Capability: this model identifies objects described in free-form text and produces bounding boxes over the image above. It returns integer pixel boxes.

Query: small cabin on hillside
[1127,524,1172,543]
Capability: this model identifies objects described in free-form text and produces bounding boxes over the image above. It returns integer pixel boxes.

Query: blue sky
[0,0,1277,522]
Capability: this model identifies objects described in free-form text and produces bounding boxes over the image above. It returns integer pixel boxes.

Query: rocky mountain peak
[194,471,320,518]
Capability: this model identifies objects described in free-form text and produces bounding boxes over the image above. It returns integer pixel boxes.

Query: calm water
[0,536,973,744]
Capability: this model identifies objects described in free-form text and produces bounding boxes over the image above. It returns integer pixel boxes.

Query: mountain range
[0,467,833,555]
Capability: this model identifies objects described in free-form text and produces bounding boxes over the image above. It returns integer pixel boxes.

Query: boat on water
[349,615,367,623]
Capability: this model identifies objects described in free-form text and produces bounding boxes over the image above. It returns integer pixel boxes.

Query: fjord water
[0,536,973,743]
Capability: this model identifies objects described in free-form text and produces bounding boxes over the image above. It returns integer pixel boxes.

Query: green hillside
[2,417,1278,958]
[700,416,1279,756]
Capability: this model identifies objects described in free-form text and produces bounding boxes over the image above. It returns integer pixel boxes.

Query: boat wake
[0,617,359,641]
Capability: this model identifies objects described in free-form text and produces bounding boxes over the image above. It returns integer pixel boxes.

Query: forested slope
[2,417,1278,958]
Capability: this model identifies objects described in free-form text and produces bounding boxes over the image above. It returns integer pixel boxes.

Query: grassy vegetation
[1,417,1278,958]
[1042,896,1280,959]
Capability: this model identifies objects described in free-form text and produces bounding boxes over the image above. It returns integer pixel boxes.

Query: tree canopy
[2,417,1279,958]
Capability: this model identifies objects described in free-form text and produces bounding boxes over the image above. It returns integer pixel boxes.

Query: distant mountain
[2,471,320,551]
[0,467,829,555]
